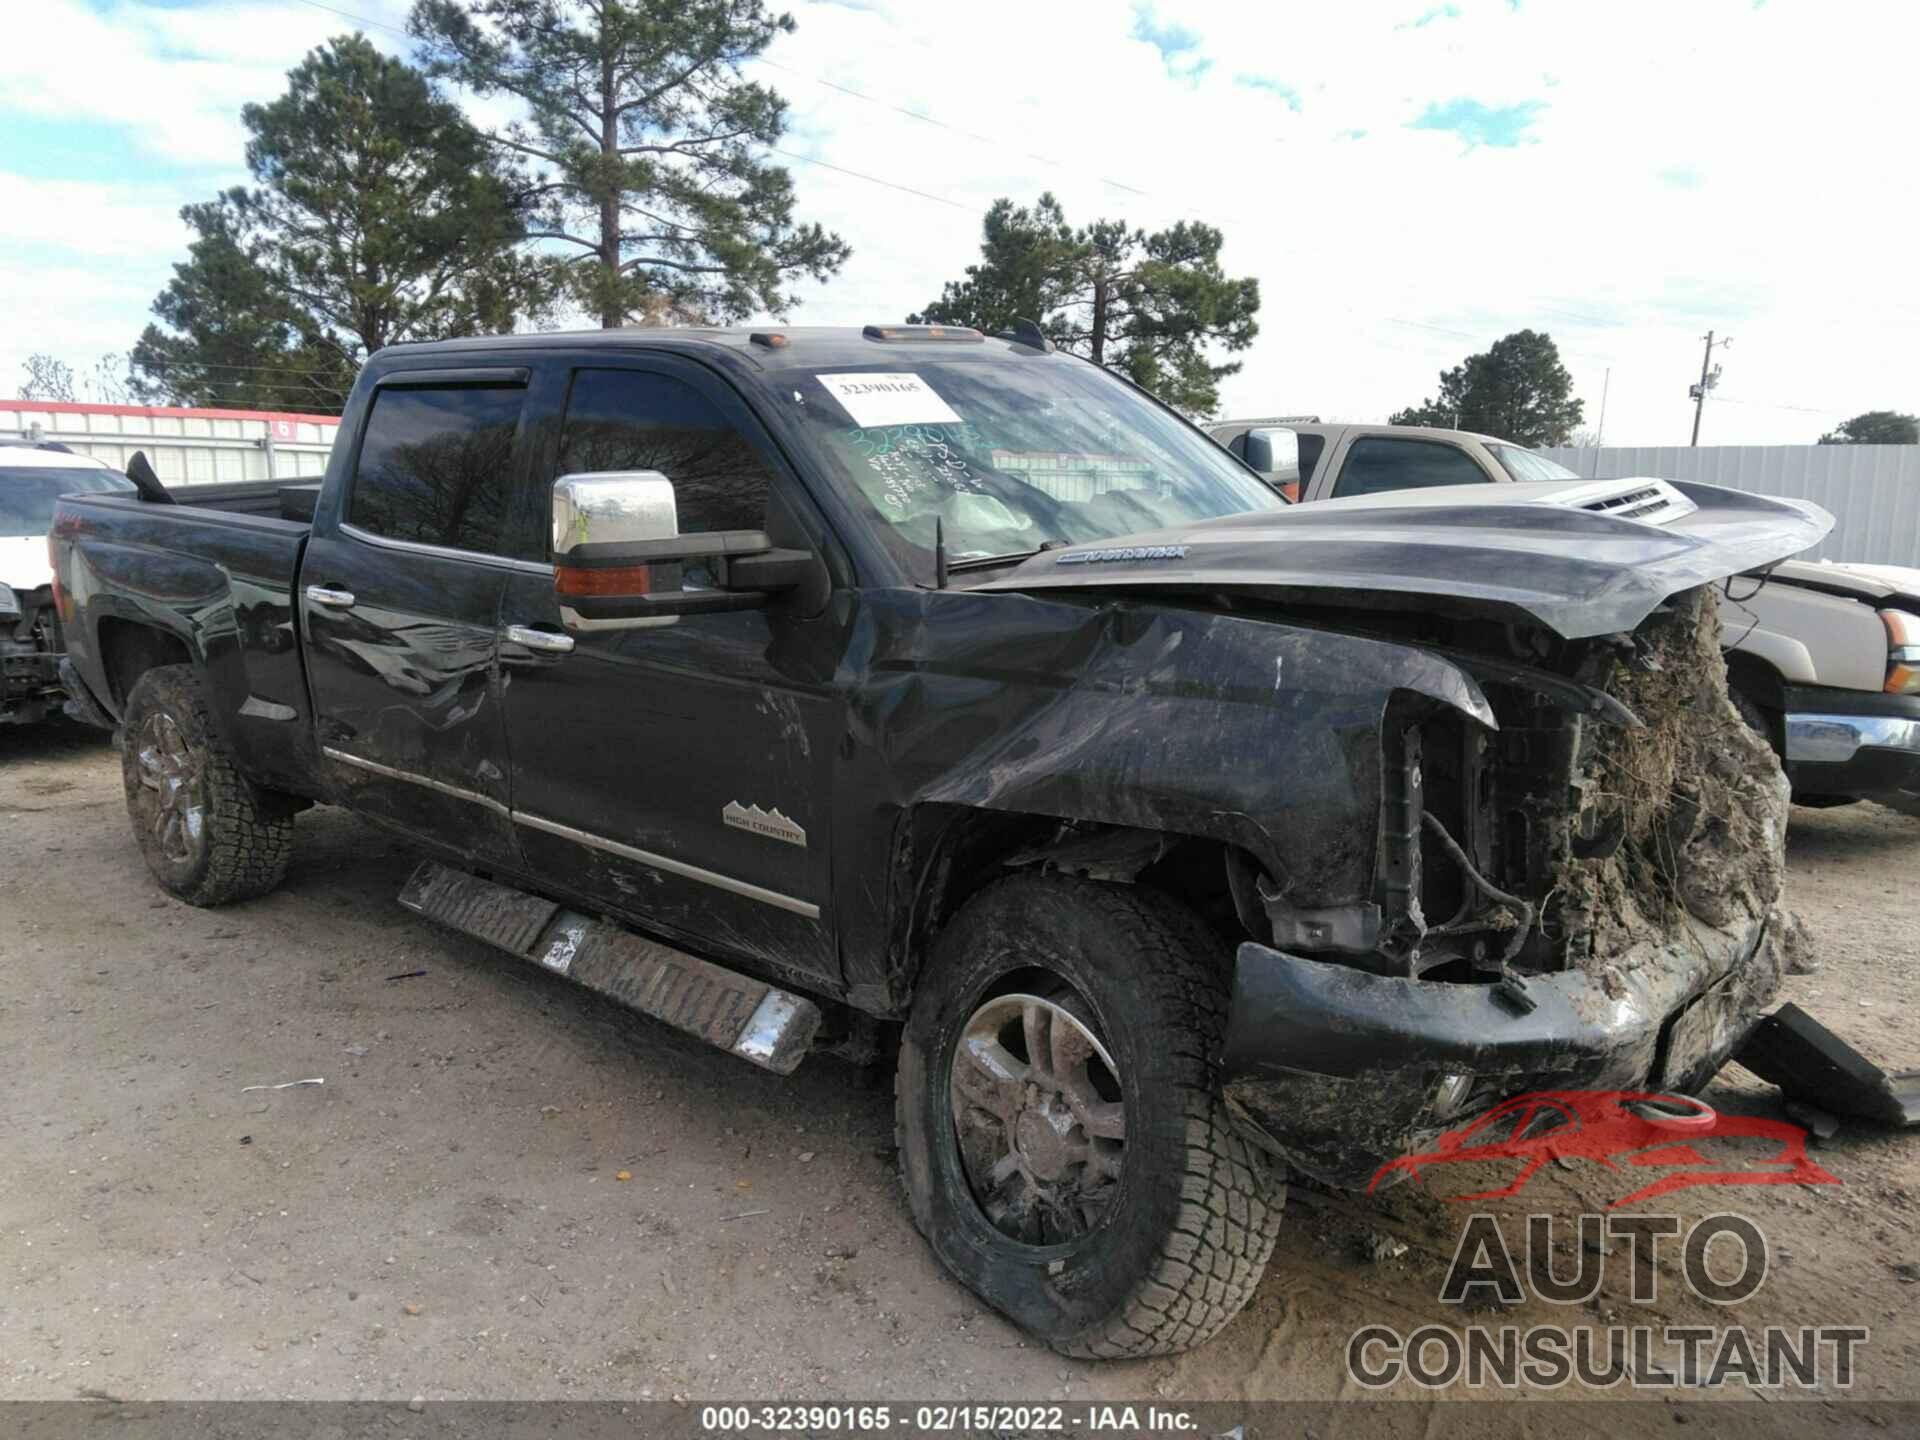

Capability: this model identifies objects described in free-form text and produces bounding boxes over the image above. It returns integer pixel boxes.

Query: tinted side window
[349,384,526,555]
[1331,437,1488,499]
[557,369,773,538]
[1296,433,1327,484]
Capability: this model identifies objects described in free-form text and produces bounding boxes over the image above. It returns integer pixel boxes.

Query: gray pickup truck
[1214,419,1920,814]
[52,325,1827,1357]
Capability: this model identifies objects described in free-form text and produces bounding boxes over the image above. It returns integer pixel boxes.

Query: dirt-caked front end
[1221,586,1802,1188]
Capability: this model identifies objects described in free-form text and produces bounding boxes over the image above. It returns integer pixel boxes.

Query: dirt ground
[4,720,1918,1416]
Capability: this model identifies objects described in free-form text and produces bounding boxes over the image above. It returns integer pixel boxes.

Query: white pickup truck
[0,440,137,725]
[1211,419,1920,815]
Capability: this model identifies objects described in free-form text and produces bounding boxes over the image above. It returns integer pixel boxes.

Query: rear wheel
[895,874,1284,1358]
[121,664,294,905]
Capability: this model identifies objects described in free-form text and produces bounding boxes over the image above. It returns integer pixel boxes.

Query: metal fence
[1,401,338,486]
[1542,444,1920,567]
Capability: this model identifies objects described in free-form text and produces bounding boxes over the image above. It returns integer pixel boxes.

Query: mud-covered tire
[120,664,294,905]
[895,874,1285,1358]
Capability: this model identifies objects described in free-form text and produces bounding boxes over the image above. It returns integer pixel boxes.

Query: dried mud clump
[1558,586,1798,973]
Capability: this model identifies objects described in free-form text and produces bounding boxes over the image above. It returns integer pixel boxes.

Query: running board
[398,861,821,1074]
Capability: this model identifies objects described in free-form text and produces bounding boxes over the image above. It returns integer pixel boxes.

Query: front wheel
[121,664,295,905]
[895,874,1284,1358]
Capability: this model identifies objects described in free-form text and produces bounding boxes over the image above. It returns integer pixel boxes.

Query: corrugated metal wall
[0,404,338,486]
[1542,444,1920,566]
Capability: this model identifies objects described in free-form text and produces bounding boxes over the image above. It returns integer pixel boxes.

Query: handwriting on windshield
[847,424,991,514]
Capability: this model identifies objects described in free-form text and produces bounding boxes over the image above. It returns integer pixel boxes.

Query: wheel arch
[96,618,193,712]
[884,802,1261,1012]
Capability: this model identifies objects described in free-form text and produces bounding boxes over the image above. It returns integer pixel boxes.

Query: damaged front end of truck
[1221,584,1801,1187]
[975,479,1833,1188]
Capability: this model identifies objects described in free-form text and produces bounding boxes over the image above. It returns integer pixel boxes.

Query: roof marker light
[861,324,984,343]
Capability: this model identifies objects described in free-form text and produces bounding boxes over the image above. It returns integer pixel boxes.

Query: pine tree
[132,34,551,411]
[410,0,850,327]
[1391,330,1585,446]
[911,193,1259,417]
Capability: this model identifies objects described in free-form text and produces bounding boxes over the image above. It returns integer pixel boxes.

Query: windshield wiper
[945,549,1042,573]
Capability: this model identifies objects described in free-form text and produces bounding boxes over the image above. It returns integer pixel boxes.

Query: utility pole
[1689,330,1732,446]
[1596,367,1610,447]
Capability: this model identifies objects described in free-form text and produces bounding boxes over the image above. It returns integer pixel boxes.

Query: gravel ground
[3,720,1917,1416]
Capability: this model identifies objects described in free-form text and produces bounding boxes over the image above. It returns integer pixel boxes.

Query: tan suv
[1208,420,1573,503]
[1210,419,1920,814]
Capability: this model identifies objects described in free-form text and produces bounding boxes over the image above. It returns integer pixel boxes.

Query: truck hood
[973,478,1833,639]
[0,534,52,591]
[1763,557,1920,610]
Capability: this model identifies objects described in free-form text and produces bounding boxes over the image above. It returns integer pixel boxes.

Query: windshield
[1488,445,1580,483]
[773,357,1283,577]
[0,465,136,536]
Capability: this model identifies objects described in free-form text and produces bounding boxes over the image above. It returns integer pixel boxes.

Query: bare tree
[20,354,77,403]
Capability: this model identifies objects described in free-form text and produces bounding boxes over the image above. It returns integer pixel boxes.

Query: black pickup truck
[52,324,1829,1357]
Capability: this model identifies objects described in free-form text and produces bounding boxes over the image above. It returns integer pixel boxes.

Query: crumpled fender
[832,588,1493,1005]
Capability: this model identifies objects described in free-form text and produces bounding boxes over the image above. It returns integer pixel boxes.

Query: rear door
[300,368,535,868]
[496,358,843,988]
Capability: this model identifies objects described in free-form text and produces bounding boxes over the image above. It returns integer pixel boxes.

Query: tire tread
[123,665,294,906]
[894,875,1285,1359]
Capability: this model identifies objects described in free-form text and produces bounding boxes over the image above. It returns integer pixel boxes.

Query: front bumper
[1781,686,1920,800]
[1219,916,1779,1189]
[1,645,60,724]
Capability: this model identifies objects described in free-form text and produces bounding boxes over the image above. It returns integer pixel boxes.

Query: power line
[756,58,1150,198]
[291,0,409,39]
[129,356,345,378]
[1708,395,1837,416]
[767,146,973,211]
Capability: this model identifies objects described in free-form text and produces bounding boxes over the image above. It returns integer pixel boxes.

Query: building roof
[0,399,339,426]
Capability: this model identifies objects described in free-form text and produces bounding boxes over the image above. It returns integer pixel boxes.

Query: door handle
[305,585,355,608]
[504,624,575,655]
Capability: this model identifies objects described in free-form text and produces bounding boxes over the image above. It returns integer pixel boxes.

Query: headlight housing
[1882,609,1920,694]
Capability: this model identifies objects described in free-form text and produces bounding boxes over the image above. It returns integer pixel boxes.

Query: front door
[498,361,842,990]
[301,370,535,869]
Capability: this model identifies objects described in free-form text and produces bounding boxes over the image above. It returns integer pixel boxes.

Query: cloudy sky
[4,0,1915,444]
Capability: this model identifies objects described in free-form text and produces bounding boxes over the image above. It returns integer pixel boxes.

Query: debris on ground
[1739,1002,1920,1126]
[1771,907,1820,975]
[1363,1232,1409,1263]
[1784,1100,1840,1140]
[239,1077,324,1093]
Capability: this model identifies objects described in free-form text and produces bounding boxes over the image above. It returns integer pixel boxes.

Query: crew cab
[1213,418,1920,813]
[1,440,135,724]
[1208,418,1578,502]
[54,326,1828,1358]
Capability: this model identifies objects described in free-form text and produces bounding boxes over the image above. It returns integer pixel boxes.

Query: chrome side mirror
[552,470,679,556]
[1241,427,1299,478]
[550,470,821,630]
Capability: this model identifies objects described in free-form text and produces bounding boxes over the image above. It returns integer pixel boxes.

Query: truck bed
[51,489,319,793]
[165,480,322,523]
